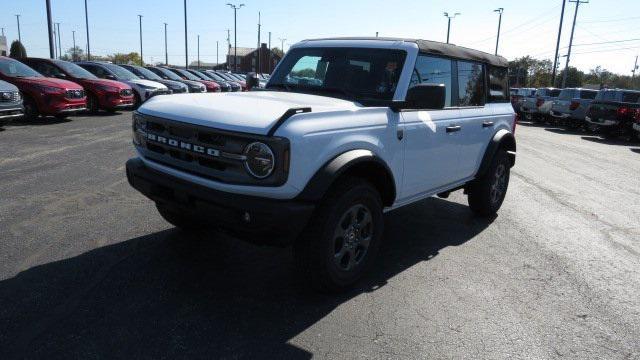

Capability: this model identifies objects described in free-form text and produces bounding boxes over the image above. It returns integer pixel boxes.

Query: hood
[0,79,19,91]
[128,79,168,89]
[81,78,131,89]
[17,76,83,90]
[138,91,359,135]
[183,80,204,87]
[156,79,187,89]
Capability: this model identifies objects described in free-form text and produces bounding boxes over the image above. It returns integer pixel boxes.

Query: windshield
[152,67,182,81]
[0,59,43,78]
[216,72,235,81]
[268,47,407,102]
[53,60,97,79]
[206,72,227,82]
[103,63,139,80]
[128,66,162,81]
[189,70,210,80]
[174,69,200,81]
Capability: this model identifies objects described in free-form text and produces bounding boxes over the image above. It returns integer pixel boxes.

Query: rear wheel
[467,149,510,216]
[294,177,383,293]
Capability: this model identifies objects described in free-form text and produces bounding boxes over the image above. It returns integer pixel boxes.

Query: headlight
[244,142,275,179]
[132,113,147,145]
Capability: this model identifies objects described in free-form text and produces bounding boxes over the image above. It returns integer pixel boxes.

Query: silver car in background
[521,87,561,122]
[550,88,598,128]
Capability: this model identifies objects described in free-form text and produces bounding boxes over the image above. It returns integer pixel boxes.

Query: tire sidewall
[314,183,383,288]
[488,151,510,213]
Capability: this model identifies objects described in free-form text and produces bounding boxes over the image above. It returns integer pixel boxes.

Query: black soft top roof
[303,37,509,67]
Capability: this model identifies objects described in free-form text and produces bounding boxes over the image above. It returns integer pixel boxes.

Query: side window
[410,55,453,107]
[489,66,509,102]
[33,62,62,77]
[286,56,325,86]
[457,61,485,106]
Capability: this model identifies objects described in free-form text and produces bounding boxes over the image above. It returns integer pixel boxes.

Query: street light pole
[494,8,504,55]
[279,37,286,55]
[184,0,188,68]
[216,40,219,66]
[56,23,62,59]
[53,26,58,59]
[562,0,588,88]
[197,35,200,69]
[227,3,245,72]
[84,0,91,60]
[72,30,76,61]
[46,0,54,59]
[164,23,168,66]
[443,12,460,44]
[257,11,261,73]
[138,15,143,65]
[268,31,271,73]
[15,15,21,43]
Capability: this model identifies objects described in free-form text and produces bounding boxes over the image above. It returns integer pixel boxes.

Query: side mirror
[105,74,117,80]
[246,72,259,90]
[54,73,67,79]
[394,84,446,111]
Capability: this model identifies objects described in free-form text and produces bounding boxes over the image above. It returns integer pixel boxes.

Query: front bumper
[126,158,315,245]
[0,106,24,125]
[100,94,135,110]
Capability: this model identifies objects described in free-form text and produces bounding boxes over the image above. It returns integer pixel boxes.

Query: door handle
[446,125,462,133]
[397,128,404,140]
[482,121,494,128]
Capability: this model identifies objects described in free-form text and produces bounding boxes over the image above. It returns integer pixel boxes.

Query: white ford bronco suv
[126,38,516,291]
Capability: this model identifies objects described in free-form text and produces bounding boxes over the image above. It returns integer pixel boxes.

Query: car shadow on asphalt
[543,127,587,136]
[580,136,637,146]
[631,148,640,154]
[0,197,492,359]
[6,116,72,127]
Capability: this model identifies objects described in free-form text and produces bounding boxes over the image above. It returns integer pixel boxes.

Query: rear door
[399,55,463,198]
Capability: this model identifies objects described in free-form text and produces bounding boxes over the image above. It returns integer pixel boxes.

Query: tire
[87,93,99,114]
[156,203,204,232]
[22,95,39,121]
[294,177,384,293]
[133,92,142,109]
[54,114,68,120]
[467,149,510,217]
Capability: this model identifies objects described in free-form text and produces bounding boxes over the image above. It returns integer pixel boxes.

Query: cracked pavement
[0,115,639,359]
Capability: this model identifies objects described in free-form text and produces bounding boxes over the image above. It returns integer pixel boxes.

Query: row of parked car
[511,86,640,140]
[0,55,269,126]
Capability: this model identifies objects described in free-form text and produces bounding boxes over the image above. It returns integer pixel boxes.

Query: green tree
[108,52,141,65]
[557,67,584,88]
[64,46,84,62]
[9,40,27,59]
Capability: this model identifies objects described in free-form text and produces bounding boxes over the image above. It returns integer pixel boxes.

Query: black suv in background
[585,89,640,139]
[0,79,24,126]
[120,64,188,94]
[145,66,207,93]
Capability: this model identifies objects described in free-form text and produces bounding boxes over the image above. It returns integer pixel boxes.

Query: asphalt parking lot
[1,113,639,359]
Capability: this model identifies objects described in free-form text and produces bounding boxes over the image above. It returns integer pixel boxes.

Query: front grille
[120,89,133,97]
[65,89,85,99]
[134,113,289,186]
[0,91,21,103]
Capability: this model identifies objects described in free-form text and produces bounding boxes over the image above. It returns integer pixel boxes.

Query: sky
[1,0,639,75]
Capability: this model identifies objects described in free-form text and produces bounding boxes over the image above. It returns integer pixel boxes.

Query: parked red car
[21,58,134,113]
[0,56,86,119]
[165,67,221,92]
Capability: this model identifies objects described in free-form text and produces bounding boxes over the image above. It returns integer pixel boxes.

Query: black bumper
[126,158,315,245]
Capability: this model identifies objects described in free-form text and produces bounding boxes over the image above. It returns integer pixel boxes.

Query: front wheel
[467,149,511,216]
[22,95,39,121]
[294,178,383,293]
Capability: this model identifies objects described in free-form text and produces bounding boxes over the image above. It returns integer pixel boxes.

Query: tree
[64,46,84,62]
[9,41,27,59]
[557,67,584,88]
[108,52,141,65]
[271,47,284,58]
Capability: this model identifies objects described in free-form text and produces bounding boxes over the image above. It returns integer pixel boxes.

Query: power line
[581,15,640,24]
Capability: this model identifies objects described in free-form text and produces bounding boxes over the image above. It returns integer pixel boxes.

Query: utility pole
[216,40,219,66]
[53,26,58,59]
[15,15,21,43]
[197,35,200,69]
[184,0,188,68]
[257,12,261,73]
[494,8,504,55]
[164,23,168,65]
[56,23,62,59]
[227,3,245,72]
[138,15,143,65]
[632,55,639,89]
[376,32,379,37]
[268,31,271,73]
[84,0,91,60]
[562,0,588,88]
[279,37,286,54]
[443,12,460,44]
[46,0,54,59]
[226,29,231,70]
[552,0,567,87]
[72,31,76,61]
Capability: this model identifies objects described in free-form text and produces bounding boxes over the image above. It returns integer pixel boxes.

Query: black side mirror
[246,72,259,90]
[54,73,67,79]
[105,74,117,80]
[393,84,446,111]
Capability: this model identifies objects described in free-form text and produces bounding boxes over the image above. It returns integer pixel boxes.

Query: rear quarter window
[487,66,508,102]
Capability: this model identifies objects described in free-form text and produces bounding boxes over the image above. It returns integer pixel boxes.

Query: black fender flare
[296,149,397,206]
[476,129,516,179]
